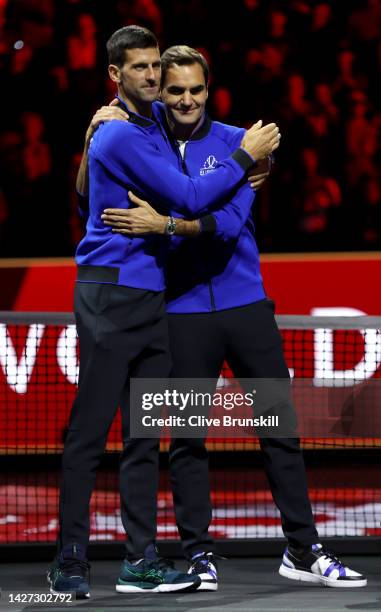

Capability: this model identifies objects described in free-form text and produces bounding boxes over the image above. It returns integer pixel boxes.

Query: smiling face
[161,62,208,137]
[108,46,161,113]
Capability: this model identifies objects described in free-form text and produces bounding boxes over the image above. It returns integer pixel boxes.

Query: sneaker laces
[190,552,220,574]
[148,557,174,575]
[320,548,343,567]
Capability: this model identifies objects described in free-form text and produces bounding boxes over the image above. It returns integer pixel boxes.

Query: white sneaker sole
[116,581,198,593]
[279,563,367,588]
[193,570,218,591]
[197,581,218,591]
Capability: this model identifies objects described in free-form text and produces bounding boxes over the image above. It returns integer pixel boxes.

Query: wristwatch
[165,216,177,235]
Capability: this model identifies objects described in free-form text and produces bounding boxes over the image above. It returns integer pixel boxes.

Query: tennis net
[0,312,380,543]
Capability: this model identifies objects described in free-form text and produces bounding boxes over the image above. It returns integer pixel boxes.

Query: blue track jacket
[75,99,254,291]
[152,104,266,313]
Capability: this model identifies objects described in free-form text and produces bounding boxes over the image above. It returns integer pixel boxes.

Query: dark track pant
[59,281,171,558]
[167,299,318,557]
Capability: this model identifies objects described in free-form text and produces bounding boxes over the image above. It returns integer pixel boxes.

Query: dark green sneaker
[116,557,201,593]
[47,544,90,599]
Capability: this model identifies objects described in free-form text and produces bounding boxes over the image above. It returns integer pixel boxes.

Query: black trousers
[167,299,318,557]
[59,281,171,558]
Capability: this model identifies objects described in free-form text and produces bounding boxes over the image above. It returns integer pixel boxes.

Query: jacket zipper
[179,142,216,312]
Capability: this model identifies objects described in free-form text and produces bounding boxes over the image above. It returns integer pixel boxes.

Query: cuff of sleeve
[199,214,217,233]
[231,148,257,172]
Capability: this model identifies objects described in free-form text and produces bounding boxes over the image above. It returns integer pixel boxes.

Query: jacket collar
[154,102,212,142]
[114,96,212,140]
[187,114,212,141]
[115,95,155,129]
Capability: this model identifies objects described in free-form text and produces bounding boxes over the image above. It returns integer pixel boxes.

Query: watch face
[166,218,176,235]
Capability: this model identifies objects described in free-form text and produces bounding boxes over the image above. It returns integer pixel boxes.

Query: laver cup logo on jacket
[200,155,218,175]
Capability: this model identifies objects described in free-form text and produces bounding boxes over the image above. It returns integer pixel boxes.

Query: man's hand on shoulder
[85,99,129,147]
[77,100,130,197]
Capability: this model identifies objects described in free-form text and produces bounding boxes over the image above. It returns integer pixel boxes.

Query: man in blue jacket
[103,45,367,591]
[51,26,280,598]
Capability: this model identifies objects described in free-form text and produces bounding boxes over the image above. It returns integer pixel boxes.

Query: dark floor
[0,557,380,612]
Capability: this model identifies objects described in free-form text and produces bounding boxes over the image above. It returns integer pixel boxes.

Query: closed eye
[167,87,185,95]
[190,86,205,94]
[167,85,205,95]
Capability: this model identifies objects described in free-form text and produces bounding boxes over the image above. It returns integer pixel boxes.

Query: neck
[166,111,205,141]
[117,90,153,118]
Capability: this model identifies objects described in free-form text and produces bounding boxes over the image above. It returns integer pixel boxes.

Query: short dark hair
[161,45,209,86]
[107,25,158,67]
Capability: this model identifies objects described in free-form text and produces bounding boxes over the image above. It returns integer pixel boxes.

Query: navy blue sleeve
[91,122,254,216]
[208,183,255,241]
[197,127,258,240]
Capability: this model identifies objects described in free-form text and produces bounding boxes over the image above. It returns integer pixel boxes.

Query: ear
[108,64,121,83]
[205,86,209,101]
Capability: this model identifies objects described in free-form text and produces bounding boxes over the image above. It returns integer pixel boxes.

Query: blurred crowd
[0,0,381,256]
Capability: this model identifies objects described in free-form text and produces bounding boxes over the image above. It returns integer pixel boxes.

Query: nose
[181,91,192,106]
[146,66,156,83]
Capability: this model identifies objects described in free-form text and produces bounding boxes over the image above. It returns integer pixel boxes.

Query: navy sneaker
[116,557,201,593]
[188,552,218,591]
[47,543,90,599]
[279,543,367,588]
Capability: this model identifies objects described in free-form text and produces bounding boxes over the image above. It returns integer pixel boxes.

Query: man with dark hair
[103,45,367,591]
[50,27,279,598]
[106,24,159,66]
